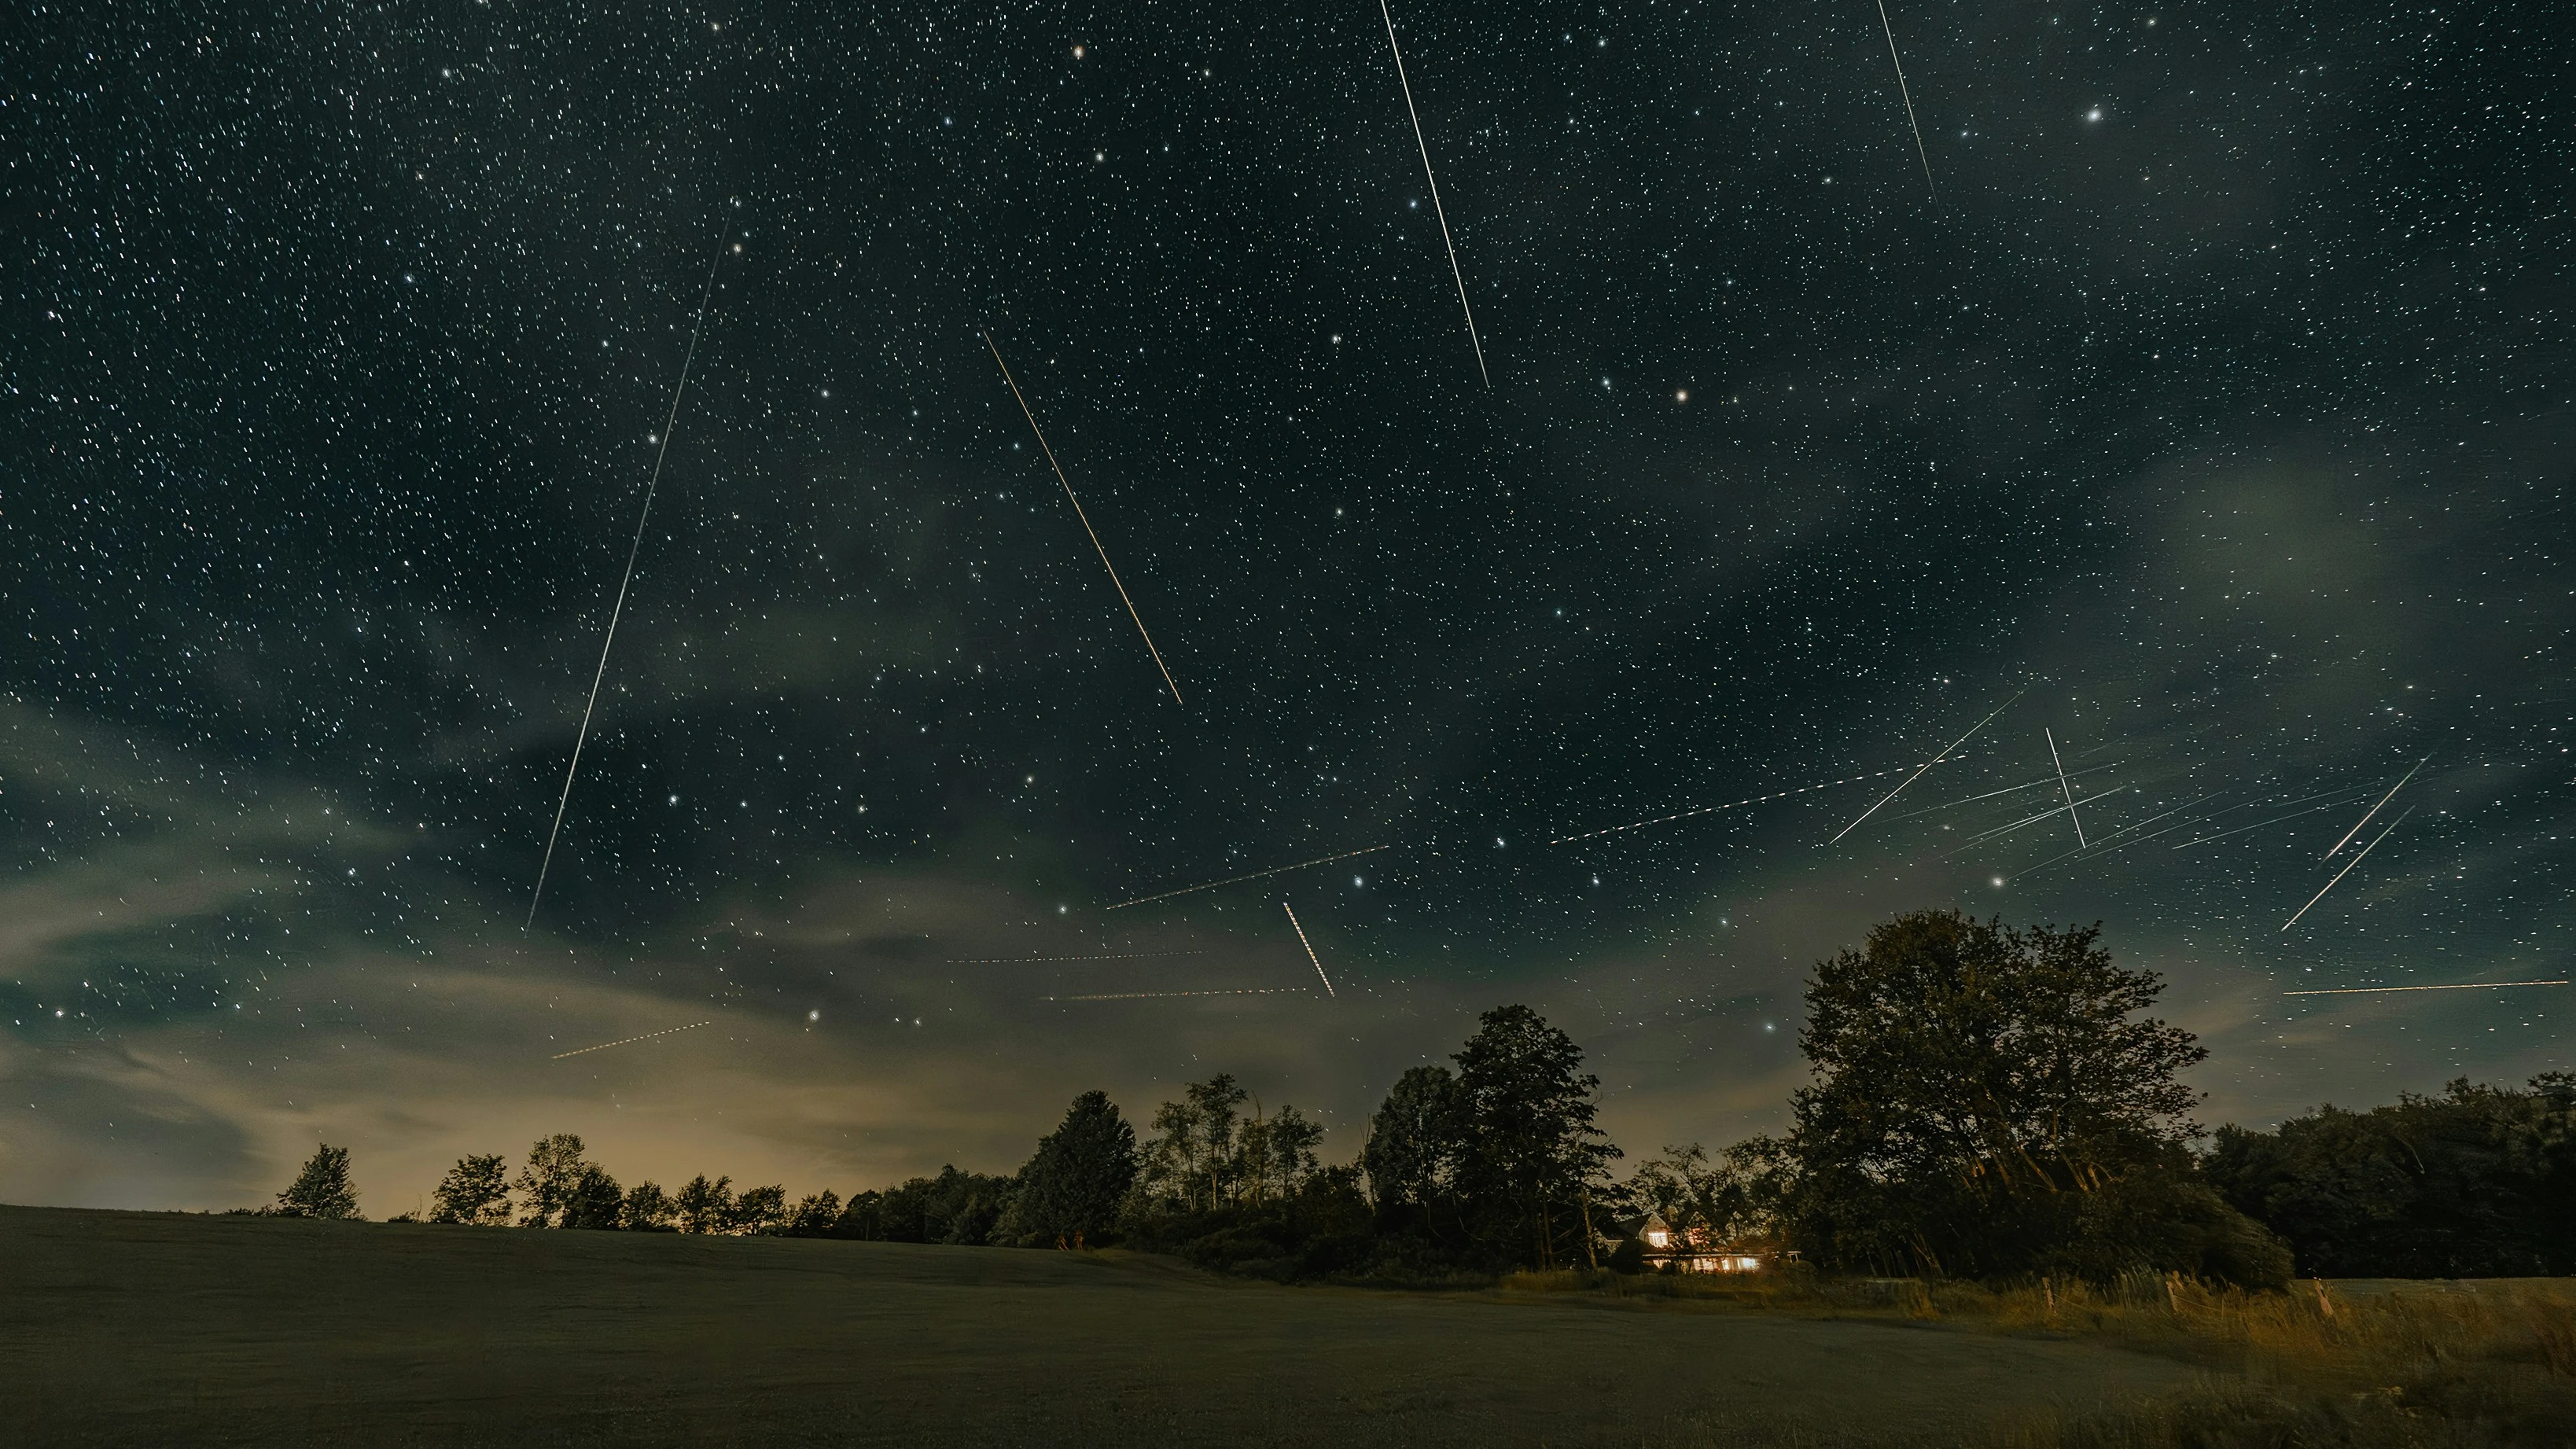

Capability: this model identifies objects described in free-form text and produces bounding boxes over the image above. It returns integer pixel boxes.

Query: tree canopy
[274,1143,362,1220]
[1006,1090,1138,1247]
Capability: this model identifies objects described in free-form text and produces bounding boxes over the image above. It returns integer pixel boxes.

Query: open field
[0,1206,2214,1448]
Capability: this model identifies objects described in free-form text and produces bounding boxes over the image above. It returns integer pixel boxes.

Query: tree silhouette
[274,1143,362,1219]
[514,1135,593,1228]
[428,1153,511,1225]
[1010,1090,1138,1246]
[1452,1005,1619,1267]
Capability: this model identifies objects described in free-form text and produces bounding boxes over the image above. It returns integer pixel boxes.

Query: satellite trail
[1377,0,1489,386]
[2283,806,2414,931]
[1049,987,1310,1002]
[946,950,1204,965]
[1553,763,1924,846]
[1106,844,1389,910]
[2324,756,2429,858]
[1826,689,2024,844]
[528,242,724,928]
[1283,901,1336,998]
[2284,980,2567,997]
[553,1021,712,1060]
[2045,728,2087,848]
[1873,0,1938,201]
[983,329,1185,705]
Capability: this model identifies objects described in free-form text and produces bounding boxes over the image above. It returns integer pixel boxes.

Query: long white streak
[1283,901,1335,998]
[1827,689,2026,843]
[1552,764,1921,846]
[1106,844,1390,910]
[946,950,1205,964]
[2046,728,2086,848]
[2282,806,2414,931]
[1888,759,2115,821]
[1941,787,2126,856]
[2008,791,2228,880]
[2168,792,2372,851]
[984,330,1183,705]
[2324,756,2429,859]
[1874,0,1938,202]
[528,246,723,928]
[552,1021,712,1060]
[2285,980,2567,997]
[1050,987,1309,1002]
[1378,0,1489,386]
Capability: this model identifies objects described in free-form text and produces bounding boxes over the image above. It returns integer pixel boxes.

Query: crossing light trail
[2007,790,2228,881]
[1283,900,1336,998]
[1377,0,1489,386]
[1874,0,1938,202]
[1106,844,1389,910]
[1888,759,2115,821]
[1940,787,2128,857]
[983,329,1184,706]
[1047,987,1311,1002]
[2284,980,2567,997]
[2046,728,2086,848]
[552,1021,712,1060]
[528,242,724,929]
[946,950,1205,964]
[2283,805,2414,931]
[2169,789,2373,851]
[1826,689,2025,844]
[2324,756,2429,859]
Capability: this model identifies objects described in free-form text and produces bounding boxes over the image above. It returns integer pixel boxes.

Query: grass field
[0,1205,2214,1447]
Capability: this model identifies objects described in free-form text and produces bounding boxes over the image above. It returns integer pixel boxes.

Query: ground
[2,1205,2210,1447]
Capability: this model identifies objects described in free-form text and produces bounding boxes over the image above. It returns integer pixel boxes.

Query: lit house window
[1647,1231,1669,1247]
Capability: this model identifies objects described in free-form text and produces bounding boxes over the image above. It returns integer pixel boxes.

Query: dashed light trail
[1283,901,1335,998]
[552,1021,713,1060]
[1378,0,1489,386]
[1826,689,2024,843]
[1106,844,1389,910]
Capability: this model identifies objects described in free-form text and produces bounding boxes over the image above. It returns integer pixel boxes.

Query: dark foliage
[1754,910,2283,1284]
[836,1166,1014,1244]
[1006,1090,1139,1247]
[513,1135,591,1229]
[672,1174,734,1234]
[782,1190,842,1238]
[561,1166,624,1230]
[620,1180,675,1232]
[2206,1074,2576,1277]
[274,1143,362,1220]
[427,1153,510,1226]
[729,1184,787,1235]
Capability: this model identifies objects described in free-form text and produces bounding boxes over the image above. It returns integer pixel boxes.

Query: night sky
[9,1,2570,1213]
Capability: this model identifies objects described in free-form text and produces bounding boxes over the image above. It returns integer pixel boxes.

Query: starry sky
[8,1,2570,1213]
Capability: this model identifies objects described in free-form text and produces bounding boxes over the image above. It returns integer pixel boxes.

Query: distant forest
[260,910,2576,1283]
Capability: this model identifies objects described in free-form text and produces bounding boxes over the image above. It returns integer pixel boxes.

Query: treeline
[256,910,2576,1285]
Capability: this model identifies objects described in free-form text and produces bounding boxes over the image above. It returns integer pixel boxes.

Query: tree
[1772,910,2260,1280]
[1625,1144,1755,1251]
[562,1165,624,1230]
[428,1153,511,1226]
[730,1184,788,1235]
[514,1134,592,1228]
[1139,1075,1249,1212]
[1451,1005,1620,1267]
[621,1180,676,1232]
[1009,1090,1139,1247]
[275,1143,362,1219]
[673,1174,734,1234]
[1360,1065,1466,1210]
[783,1190,843,1237]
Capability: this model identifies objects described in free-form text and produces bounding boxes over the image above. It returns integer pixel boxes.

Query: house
[1621,1212,1786,1274]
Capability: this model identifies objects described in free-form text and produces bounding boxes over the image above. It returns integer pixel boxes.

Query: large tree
[1451,1005,1621,1267]
[514,1134,592,1228]
[1010,1090,1139,1247]
[429,1153,511,1226]
[274,1143,362,1219]
[1360,1065,1464,1212]
[1767,910,2273,1280]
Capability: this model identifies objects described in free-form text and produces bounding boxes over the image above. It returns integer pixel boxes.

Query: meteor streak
[552,1020,712,1060]
[1827,689,2026,844]
[2047,729,2086,848]
[2324,756,2429,859]
[2169,791,2372,851]
[1283,900,1335,998]
[1874,0,1938,202]
[1888,759,2116,821]
[946,950,1205,964]
[2282,806,2413,931]
[528,243,723,929]
[983,329,1184,705]
[1048,987,1310,1002]
[1941,787,2128,856]
[1552,764,1925,847]
[1106,844,1390,910]
[2284,980,2567,996]
[2008,790,2228,880]
[1378,0,1489,385]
